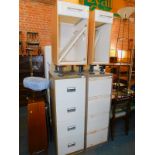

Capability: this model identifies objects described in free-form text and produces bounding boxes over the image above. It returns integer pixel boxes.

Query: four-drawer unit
[50,74,86,155]
[86,73,112,148]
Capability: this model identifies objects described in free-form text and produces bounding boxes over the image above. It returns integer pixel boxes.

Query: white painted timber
[58,1,89,19]
[95,10,113,24]
[59,19,88,64]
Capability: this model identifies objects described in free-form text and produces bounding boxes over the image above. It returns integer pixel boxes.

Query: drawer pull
[67,87,76,92]
[99,14,106,18]
[67,7,83,12]
[67,125,76,131]
[99,14,112,18]
[67,107,76,113]
[68,142,76,148]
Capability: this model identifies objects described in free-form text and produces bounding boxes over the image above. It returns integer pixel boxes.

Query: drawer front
[55,78,86,122]
[57,116,85,140]
[87,112,110,133]
[88,95,111,114]
[88,76,112,97]
[86,128,108,148]
[58,1,89,19]
[56,104,85,123]
[55,78,86,104]
[57,133,84,155]
[95,10,113,24]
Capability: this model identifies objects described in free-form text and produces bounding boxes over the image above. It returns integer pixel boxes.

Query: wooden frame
[51,1,89,66]
[88,10,113,65]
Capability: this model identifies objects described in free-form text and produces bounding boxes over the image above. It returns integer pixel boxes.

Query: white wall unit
[51,75,86,155]
[94,23,112,63]
[94,10,113,64]
[52,1,89,65]
[88,10,113,65]
[86,74,112,148]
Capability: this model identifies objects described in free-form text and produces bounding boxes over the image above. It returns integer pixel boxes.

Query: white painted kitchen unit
[50,73,86,155]
[88,10,113,65]
[86,73,112,148]
[51,0,89,65]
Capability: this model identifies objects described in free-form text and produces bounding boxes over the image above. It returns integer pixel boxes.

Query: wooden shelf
[106,63,131,66]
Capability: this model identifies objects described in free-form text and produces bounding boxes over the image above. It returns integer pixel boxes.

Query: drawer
[88,76,112,97]
[57,116,85,139]
[56,99,85,122]
[95,10,113,24]
[55,78,86,104]
[57,133,84,155]
[88,96,111,114]
[87,112,110,133]
[86,128,108,148]
[58,1,89,19]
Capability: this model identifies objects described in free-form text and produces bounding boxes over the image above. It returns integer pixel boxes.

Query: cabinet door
[28,101,47,154]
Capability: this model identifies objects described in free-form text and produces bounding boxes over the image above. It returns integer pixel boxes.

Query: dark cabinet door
[28,100,48,154]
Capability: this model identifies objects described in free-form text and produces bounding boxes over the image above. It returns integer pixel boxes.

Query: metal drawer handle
[67,87,76,92]
[67,107,76,113]
[99,14,112,18]
[68,142,76,148]
[67,7,83,12]
[67,125,76,131]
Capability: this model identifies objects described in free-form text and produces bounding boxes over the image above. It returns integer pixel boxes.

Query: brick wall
[19,0,53,54]
[110,17,135,51]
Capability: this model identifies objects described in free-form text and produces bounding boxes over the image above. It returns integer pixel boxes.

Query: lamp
[117,50,128,62]
[110,49,117,63]
[110,49,129,63]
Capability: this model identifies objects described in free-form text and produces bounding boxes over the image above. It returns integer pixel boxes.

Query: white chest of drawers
[86,73,112,148]
[50,74,86,155]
